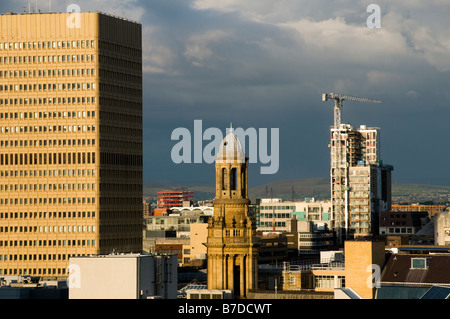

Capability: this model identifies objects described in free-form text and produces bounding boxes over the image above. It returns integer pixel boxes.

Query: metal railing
[281,258,346,272]
[310,262,345,271]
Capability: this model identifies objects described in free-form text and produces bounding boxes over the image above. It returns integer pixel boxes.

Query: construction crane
[322,93,381,129]
[322,92,381,243]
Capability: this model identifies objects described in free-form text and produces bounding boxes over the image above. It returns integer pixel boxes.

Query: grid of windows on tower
[0,12,143,278]
[0,40,95,50]
[0,39,97,107]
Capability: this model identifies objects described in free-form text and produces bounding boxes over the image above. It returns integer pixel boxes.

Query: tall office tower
[0,12,142,278]
[205,127,258,299]
[330,124,392,242]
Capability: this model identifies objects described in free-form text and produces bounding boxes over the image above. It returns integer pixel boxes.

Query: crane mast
[322,93,381,243]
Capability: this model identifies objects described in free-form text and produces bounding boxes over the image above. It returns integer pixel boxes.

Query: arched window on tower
[222,168,228,190]
[230,168,237,190]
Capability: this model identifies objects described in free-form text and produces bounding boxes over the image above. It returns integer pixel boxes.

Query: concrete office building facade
[257,198,331,232]
[0,12,142,278]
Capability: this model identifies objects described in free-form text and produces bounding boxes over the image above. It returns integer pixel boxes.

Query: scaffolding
[330,125,348,244]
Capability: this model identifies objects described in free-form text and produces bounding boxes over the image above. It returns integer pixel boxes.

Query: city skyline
[1,3,450,304]
[0,1,449,189]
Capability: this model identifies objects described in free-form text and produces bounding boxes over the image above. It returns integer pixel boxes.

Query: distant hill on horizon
[144,178,450,204]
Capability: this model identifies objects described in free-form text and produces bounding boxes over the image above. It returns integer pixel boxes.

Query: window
[222,168,227,190]
[289,276,296,285]
[315,275,340,289]
[230,168,236,190]
[411,258,428,270]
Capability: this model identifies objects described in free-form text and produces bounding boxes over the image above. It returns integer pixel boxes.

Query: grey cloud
[1,1,449,185]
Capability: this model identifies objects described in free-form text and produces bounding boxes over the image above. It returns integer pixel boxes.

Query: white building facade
[257,198,331,232]
[68,253,177,299]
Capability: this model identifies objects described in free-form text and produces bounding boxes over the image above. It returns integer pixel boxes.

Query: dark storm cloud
[1,0,450,186]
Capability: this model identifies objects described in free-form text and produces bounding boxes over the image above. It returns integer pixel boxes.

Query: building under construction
[323,93,393,243]
[157,190,194,209]
[330,123,393,241]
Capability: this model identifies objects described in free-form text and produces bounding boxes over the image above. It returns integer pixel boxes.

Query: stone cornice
[213,198,250,205]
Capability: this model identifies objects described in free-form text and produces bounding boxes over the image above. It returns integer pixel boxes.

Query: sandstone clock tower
[205,125,258,298]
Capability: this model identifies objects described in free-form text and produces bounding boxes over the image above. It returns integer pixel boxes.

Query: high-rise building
[205,126,258,298]
[0,11,142,278]
[330,124,392,242]
[347,163,392,237]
